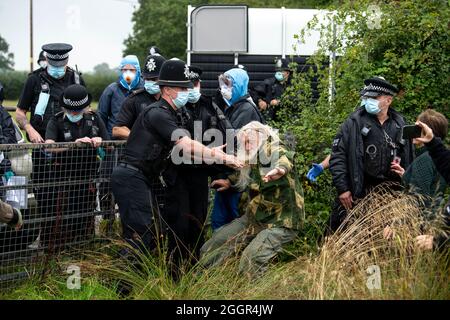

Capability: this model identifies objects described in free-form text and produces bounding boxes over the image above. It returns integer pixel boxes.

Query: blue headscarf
[224,68,249,106]
[119,55,141,91]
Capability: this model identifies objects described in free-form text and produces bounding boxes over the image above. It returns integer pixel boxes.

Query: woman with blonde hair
[200,121,304,277]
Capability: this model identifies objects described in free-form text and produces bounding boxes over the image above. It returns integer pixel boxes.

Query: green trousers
[200,214,297,277]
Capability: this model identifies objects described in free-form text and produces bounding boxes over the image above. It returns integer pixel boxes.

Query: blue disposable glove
[306,163,324,182]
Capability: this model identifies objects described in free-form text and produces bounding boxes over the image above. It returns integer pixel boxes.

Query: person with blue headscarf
[98,55,144,139]
[211,68,265,231]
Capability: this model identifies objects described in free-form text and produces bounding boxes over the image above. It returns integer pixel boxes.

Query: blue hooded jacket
[118,55,141,91]
[221,68,264,129]
[223,68,249,107]
[98,55,144,138]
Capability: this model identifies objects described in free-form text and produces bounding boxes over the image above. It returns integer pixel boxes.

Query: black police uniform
[115,88,158,130]
[0,103,18,200]
[17,44,84,242]
[254,77,289,121]
[18,68,84,138]
[254,59,291,122]
[328,77,415,233]
[112,98,190,252]
[42,110,107,247]
[170,94,232,260]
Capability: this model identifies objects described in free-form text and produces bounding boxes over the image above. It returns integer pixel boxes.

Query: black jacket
[425,137,450,250]
[0,106,18,144]
[330,107,415,198]
[224,95,265,130]
[426,137,450,184]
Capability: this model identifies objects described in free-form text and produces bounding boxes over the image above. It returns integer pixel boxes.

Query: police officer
[172,65,233,261]
[111,59,242,270]
[44,84,107,247]
[37,51,47,70]
[0,82,17,145]
[254,58,292,121]
[16,43,84,143]
[15,43,84,246]
[0,82,18,207]
[112,53,166,139]
[328,77,415,233]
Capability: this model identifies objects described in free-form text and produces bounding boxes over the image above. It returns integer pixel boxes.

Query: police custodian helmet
[157,59,193,89]
[59,84,92,111]
[142,54,166,79]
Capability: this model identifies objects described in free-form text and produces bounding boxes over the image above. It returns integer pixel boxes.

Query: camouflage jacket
[230,141,305,230]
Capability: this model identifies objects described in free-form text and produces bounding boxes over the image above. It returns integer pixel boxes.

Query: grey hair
[234,121,281,191]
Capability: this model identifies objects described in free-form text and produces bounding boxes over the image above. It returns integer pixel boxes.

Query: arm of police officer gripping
[176,136,243,169]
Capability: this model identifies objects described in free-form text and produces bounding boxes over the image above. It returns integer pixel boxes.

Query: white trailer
[186,5,332,97]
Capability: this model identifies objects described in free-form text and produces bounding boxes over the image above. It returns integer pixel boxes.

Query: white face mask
[221,86,232,101]
[122,70,136,84]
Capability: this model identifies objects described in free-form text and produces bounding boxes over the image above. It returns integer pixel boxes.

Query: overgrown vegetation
[2,188,448,300]
[1,1,449,299]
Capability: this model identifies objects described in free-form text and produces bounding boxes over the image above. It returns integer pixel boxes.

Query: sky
[0,0,138,73]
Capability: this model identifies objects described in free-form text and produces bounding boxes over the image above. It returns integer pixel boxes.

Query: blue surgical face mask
[365,98,381,115]
[275,71,284,82]
[172,90,189,109]
[144,80,160,95]
[47,64,66,79]
[360,98,367,107]
[188,87,201,104]
[66,112,83,123]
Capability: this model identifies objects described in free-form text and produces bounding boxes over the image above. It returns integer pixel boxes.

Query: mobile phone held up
[402,125,422,140]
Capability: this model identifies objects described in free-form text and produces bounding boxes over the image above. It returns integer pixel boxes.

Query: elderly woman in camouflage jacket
[200,121,304,277]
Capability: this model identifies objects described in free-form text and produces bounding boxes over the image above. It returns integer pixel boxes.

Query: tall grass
[2,186,449,300]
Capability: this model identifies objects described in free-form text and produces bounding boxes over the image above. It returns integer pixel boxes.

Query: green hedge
[0,71,28,101]
[0,70,118,102]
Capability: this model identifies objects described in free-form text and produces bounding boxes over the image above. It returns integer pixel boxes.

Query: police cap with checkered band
[59,84,92,111]
[42,43,73,67]
[362,76,399,98]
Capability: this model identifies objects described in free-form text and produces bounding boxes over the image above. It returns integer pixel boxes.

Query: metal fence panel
[0,141,162,289]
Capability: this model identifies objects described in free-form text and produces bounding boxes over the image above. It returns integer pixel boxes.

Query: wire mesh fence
[0,141,168,289]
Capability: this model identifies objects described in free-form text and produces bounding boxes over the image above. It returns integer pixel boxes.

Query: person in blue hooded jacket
[210,68,265,231]
[98,55,144,139]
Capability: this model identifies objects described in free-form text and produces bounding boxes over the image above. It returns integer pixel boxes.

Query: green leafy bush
[0,71,28,100]
[274,0,450,244]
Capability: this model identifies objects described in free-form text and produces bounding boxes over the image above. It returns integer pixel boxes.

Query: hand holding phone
[402,125,422,140]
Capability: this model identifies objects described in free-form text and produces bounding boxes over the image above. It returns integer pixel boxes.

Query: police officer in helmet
[172,65,233,261]
[111,59,242,270]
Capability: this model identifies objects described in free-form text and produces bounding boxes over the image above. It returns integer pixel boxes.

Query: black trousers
[111,165,158,252]
[163,169,209,266]
[326,180,403,235]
